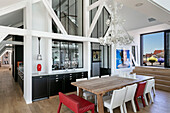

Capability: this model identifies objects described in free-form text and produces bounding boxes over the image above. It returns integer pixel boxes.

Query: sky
[143,32,164,54]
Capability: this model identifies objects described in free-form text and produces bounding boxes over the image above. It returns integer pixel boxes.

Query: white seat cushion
[103,96,112,108]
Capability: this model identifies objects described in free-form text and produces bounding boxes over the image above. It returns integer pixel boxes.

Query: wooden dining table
[71,75,154,113]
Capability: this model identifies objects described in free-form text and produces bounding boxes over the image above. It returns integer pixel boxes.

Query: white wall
[128,23,170,65]
[32,2,52,74]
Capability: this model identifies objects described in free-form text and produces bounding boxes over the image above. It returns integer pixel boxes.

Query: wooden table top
[71,75,154,95]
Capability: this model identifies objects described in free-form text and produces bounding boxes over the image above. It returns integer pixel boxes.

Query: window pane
[142,32,164,67]
[52,40,83,70]
[52,41,60,70]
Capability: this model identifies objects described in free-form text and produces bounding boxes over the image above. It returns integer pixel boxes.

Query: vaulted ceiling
[0,0,169,31]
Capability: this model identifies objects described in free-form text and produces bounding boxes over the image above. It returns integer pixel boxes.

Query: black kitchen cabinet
[49,75,62,96]
[62,74,71,93]
[68,73,77,92]
[18,75,23,92]
[32,71,88,101]
[32,76,49,101]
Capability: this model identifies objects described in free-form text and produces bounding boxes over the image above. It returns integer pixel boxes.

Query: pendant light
[37,37,42,60]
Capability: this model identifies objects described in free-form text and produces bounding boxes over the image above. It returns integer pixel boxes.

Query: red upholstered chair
[57,92,95,113]
[134,81,146,111]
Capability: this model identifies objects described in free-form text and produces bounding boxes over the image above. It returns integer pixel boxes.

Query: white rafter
[87,4,104,37]
[0,33,9,43]
[87,0,101,11]
[42,0,68,35]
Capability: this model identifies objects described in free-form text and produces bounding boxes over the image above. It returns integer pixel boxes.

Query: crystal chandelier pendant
[98,1,134,46]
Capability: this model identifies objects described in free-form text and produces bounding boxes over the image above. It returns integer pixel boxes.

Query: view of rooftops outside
[143,32,164,67]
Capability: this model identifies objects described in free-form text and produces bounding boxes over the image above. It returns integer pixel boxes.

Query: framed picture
[116,49,130,69]
[92,50,101,62]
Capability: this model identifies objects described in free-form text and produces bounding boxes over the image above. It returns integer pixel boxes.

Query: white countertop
[32,69,88,77]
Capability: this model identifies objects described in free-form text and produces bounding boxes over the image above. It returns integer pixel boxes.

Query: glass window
[52,0,83,36]
[52,40,83,70]
[142,32,164,67]
[90,0,110,38]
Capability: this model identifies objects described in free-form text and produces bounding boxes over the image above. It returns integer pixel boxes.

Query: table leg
[78,88,83,97]
[97,94,104,113]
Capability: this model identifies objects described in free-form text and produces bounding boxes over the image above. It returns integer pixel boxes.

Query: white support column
[84,42,91,79]
[24,0,33,104]
[46,0,52,74]
[83,0,90,37]
[111,44,116,76]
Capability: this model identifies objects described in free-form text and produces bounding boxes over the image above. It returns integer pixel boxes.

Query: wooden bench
[57,92,95,113]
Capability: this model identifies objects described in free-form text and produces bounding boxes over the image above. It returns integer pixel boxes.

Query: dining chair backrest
[124,84,137,102]
[101,75,110,78]
[135,81,146,97]
[76,78,88,95]
[110,87,126,108]
[90,76,99,79]
[144,79,155,94]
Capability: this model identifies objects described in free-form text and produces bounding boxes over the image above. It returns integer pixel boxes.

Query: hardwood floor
[0,67,170,113]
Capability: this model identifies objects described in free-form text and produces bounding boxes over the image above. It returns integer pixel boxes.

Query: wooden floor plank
[0,67,170,113]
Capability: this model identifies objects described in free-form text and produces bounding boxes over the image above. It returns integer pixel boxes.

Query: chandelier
[99,1,134,45]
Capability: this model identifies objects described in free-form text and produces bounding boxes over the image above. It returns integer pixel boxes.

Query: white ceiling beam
[2,41,23,45]
[87,4,104,37]
[0,25,99,43]
[0,1,27,17]
[42,0,68,35]
[0,26,27,36]
[88,1,101,11]
[32,30,99,42]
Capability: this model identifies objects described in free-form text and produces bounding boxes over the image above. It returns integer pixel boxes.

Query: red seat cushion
[69,94,95,112]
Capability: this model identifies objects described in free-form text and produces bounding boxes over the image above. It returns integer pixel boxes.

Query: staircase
[133,66,170,92]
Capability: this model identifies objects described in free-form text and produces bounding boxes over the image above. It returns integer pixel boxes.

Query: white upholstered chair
[152,79,156,96]
[103,87,126,113]
[143,79,155,105]
[123,84,137,113]
[76,78,94,100]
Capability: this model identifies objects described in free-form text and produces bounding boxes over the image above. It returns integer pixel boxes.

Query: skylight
[149,0,170,12]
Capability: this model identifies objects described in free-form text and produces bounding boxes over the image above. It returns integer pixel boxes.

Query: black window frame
[140,29,170,68]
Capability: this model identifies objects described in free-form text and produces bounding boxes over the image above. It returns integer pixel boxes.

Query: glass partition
[52,40,83,70]
[52,0,83,36]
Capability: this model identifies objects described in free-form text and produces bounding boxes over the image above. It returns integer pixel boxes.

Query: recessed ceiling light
[135,3,144,7]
